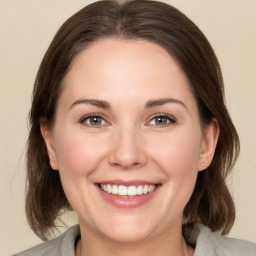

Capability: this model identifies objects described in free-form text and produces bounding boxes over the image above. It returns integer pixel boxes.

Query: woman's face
[42,39,218,243]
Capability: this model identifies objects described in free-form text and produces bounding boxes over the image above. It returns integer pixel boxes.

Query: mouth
[95,181,161,208]
[98,183,159,197]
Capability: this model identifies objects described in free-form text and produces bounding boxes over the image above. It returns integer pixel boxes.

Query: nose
[108,126,147,170]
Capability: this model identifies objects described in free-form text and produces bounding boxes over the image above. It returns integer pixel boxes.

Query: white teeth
[107,184,112,193]
[118,185,127,195]
[100,184,156,196]
[112,185,118,194]
[143,185,148,194]
[127,186,136,196]
[137,185,143,195]
[149,185,154,193]
[101,184,107,192]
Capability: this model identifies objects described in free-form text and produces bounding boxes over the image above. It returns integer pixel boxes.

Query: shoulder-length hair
[26,0,239,240]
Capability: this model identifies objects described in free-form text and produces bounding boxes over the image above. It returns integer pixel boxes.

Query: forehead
[60,38,195,109]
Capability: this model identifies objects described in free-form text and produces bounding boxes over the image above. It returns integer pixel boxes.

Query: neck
[77,223,194,256]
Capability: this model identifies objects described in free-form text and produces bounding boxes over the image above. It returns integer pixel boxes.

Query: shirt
[13,224,256,256]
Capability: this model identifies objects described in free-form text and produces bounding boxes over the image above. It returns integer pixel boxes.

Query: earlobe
[198,118,220,171]
[40,118,58,170]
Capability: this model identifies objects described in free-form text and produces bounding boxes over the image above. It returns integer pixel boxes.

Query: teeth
[112,185,118,195]
[143,185,148,194]
[137,185,143,195]
[107,184,112,193]
[100,184,156,196]
[119,185,127,195]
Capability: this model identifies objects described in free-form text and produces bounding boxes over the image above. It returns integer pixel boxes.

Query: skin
[41,39,219,256]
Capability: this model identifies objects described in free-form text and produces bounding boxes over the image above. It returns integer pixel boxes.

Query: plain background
[0,0,255,255]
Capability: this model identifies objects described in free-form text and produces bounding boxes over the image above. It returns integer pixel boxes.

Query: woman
[14,0,256,255]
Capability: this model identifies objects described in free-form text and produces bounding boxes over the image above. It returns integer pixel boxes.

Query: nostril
[109,149,148,170]
[111,161,142,170]
[108,133,148,169]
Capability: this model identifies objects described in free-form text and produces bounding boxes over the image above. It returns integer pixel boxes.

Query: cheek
[149,130,201,205]
[54,131,106,176]
[150,130,202,174]
[53,130,108,213]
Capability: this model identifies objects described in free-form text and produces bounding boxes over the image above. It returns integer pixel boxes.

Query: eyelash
[146,113,177,127]
[79,113,176,127]
[80,113,108,127]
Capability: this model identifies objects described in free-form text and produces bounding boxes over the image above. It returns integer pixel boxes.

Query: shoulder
[12,225,80,256]
[194,224,256,256]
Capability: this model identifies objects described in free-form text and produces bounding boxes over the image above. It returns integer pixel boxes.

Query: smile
[96,181,161,208]
[100,184,156,197]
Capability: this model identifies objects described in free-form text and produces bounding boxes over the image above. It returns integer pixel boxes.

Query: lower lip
[96,185,160,208]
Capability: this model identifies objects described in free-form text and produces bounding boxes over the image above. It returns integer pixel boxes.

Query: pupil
[91,117,101,125]
[156,117,167,125]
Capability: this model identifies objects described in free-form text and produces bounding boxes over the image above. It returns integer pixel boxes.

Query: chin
[101,225,153,243]
[91,213,163,243]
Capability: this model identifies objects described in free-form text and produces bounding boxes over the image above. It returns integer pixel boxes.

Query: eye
[81,115,107,126]
[148,114,176,126]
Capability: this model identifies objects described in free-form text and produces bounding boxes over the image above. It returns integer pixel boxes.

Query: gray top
[13,224,256,256]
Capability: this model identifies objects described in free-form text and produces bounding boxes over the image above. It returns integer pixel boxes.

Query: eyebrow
[69,97,187,110]
[69,98,110,110]
[145,98,187,110]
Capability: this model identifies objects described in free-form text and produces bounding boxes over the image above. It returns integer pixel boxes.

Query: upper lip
[95,180,160,186]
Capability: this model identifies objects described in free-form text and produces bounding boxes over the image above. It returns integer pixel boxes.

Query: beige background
[0,0,255,255]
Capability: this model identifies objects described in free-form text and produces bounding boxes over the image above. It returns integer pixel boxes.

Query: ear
[198,118,220,171]
[40,118,58,170]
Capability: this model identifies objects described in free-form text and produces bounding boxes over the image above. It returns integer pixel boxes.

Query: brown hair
[26,0,239,240]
